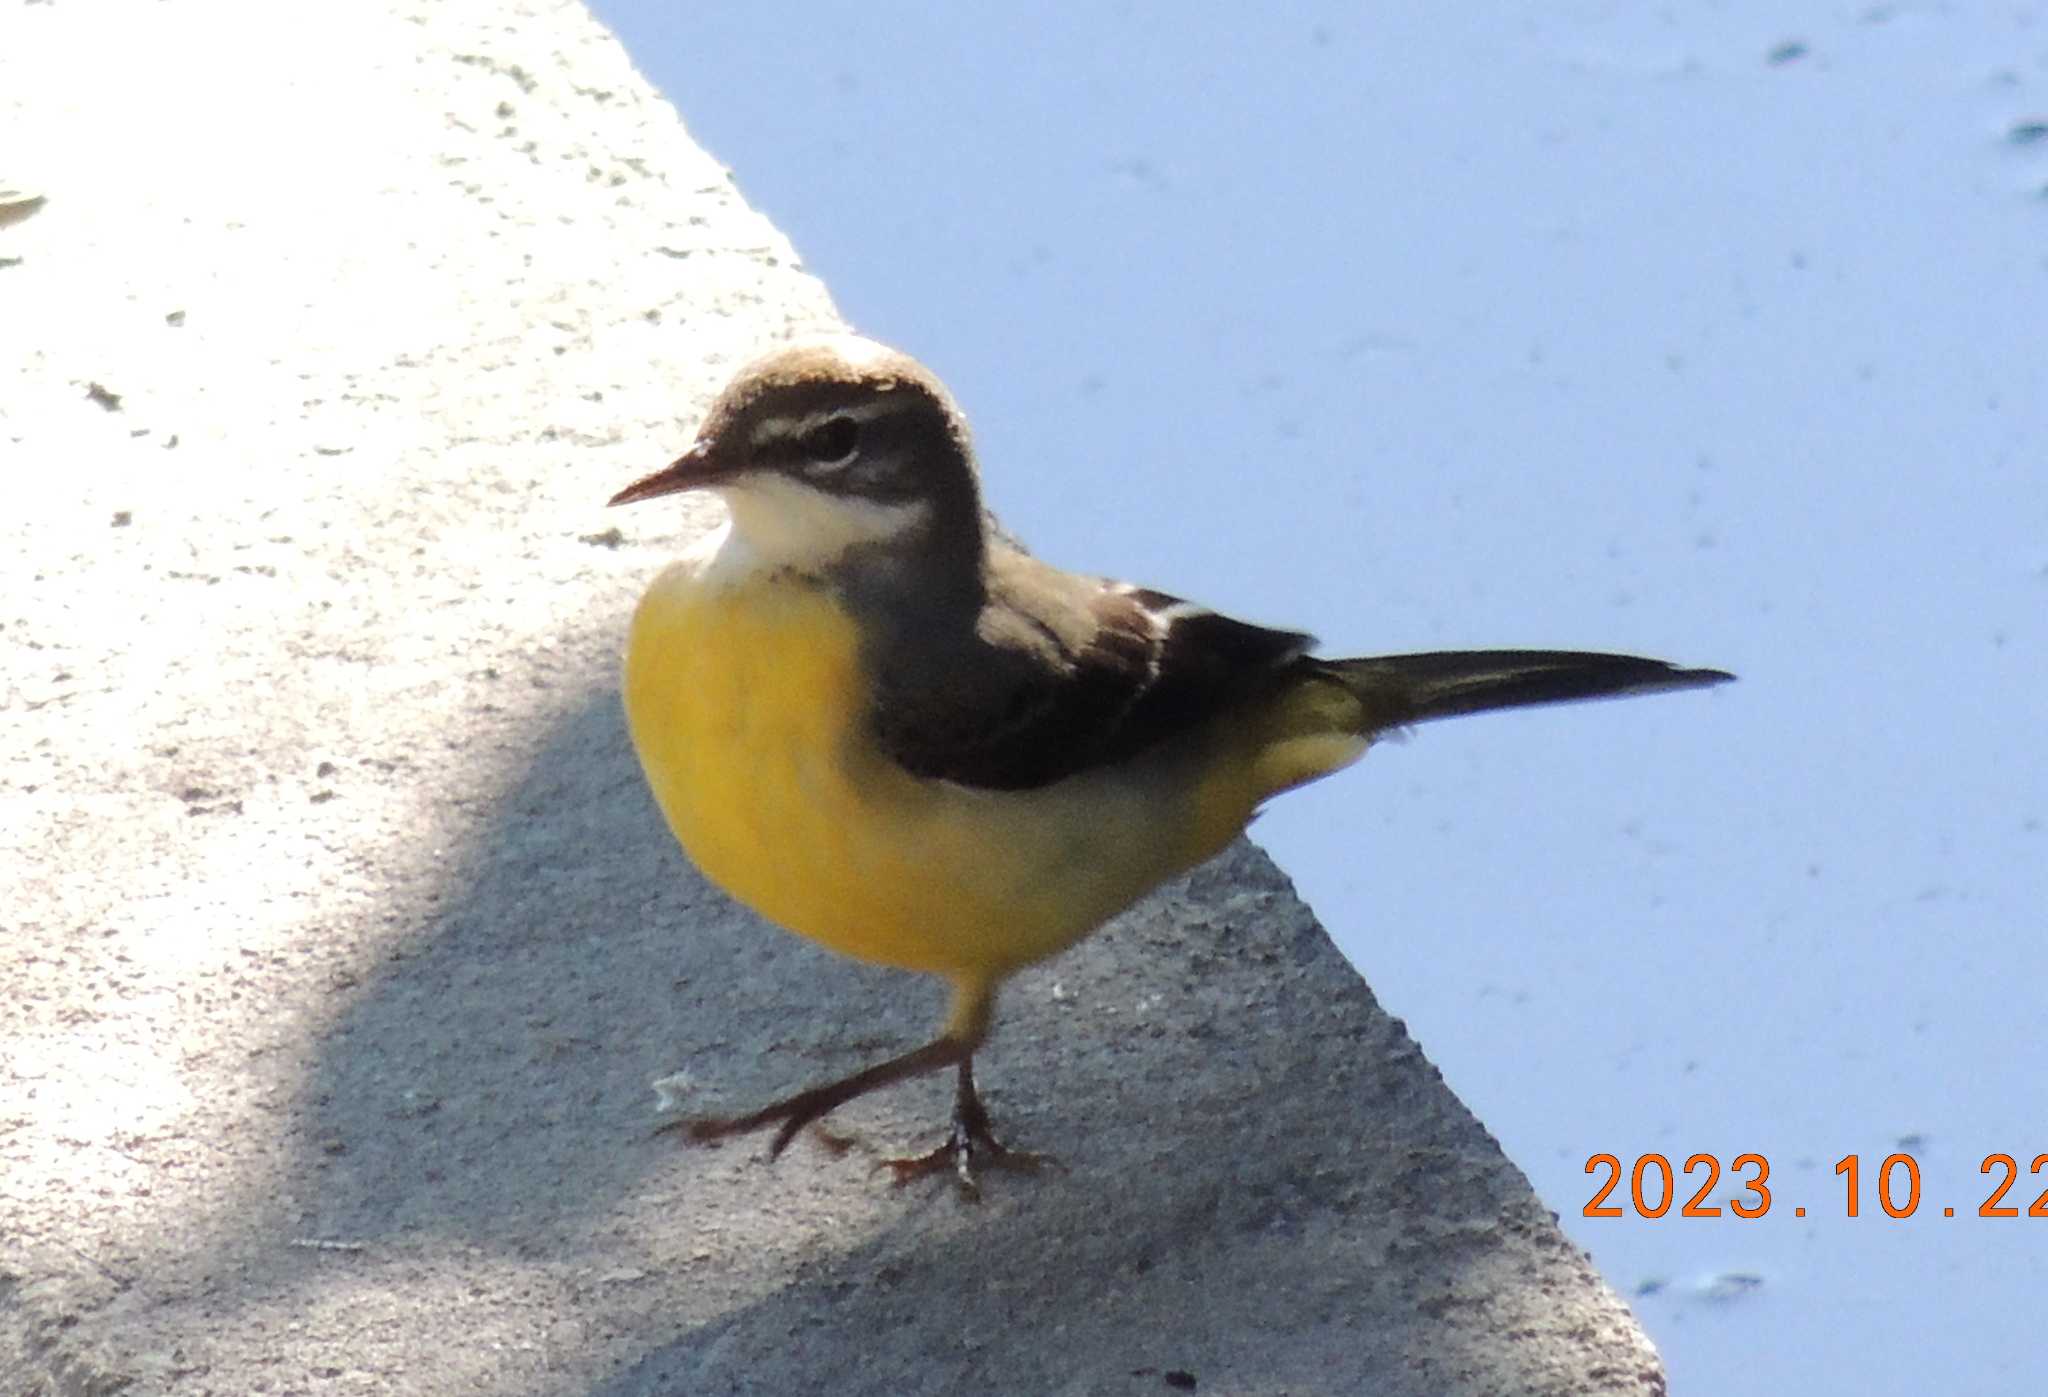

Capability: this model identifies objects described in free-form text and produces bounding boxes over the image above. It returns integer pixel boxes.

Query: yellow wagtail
[611,335,1730,1193]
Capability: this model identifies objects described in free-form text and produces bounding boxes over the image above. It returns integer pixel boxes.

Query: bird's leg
[880,1056,1062,1201]
[657,975,1054,1197]
[659,1033,968,1159]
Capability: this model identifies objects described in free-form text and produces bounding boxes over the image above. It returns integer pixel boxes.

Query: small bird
[611,335,1730,1195]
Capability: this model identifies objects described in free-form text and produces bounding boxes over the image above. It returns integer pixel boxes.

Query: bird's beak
[608,439,732,507]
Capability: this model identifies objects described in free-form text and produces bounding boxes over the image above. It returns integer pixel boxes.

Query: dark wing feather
[867,559,1311,791]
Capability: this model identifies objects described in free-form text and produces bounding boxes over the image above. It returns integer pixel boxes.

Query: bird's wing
[867,550,1312,791]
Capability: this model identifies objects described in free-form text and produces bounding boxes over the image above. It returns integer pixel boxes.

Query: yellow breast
[622,547,1273,981]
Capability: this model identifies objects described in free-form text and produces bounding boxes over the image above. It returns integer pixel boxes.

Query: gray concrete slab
[2,2,1664,1393]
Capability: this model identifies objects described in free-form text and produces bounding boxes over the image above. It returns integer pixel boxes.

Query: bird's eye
[798,415,861,468]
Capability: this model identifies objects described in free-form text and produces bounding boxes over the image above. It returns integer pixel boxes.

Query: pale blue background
[591,3,2048,1390]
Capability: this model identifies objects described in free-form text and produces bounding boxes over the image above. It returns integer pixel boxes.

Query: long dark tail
[1323,650,1732,729]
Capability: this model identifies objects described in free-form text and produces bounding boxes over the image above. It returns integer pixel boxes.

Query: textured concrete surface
[2,2,1664,1393]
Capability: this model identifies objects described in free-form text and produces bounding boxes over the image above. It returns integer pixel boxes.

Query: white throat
[695,474,931,587]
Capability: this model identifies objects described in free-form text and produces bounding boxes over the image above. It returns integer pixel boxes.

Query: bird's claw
[880,1101,1063,1201]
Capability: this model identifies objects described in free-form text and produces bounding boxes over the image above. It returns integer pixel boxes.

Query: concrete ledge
[2,2,1662,1392]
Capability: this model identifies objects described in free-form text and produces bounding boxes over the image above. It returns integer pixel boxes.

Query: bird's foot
[651,1035,969,1159]
[879,1084,1063,1202]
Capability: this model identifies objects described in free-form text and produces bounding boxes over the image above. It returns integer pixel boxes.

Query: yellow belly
[621,559,1276,980]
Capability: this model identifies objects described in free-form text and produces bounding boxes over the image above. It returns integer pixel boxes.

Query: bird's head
[610,336,984,575]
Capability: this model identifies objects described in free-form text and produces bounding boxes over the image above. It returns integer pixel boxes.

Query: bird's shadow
[174,674,1561,1394]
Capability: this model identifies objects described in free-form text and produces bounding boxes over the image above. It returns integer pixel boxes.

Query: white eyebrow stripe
[748,397,899,451]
